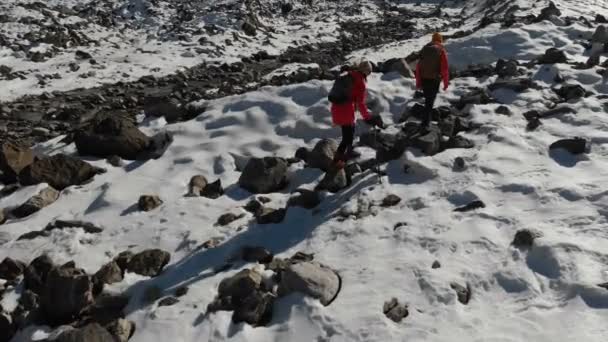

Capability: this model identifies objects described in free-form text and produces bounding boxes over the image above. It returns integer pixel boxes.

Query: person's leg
[422,79,440,128]
[336,125,355,162]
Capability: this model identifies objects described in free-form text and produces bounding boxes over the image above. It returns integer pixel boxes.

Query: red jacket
[415,43,450,89]
[331,71,371,126]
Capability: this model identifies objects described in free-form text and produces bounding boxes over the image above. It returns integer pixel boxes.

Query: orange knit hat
[432,32,443,43]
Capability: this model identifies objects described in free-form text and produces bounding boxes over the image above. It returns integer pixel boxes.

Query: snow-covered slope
[2,0,608,341]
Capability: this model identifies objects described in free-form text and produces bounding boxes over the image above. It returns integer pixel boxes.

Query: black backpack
[328,73,354,104]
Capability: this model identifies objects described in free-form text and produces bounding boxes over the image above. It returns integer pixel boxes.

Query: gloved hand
[365,115,385,129]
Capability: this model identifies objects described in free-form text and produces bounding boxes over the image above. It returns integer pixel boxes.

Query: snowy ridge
[2,0,608,341]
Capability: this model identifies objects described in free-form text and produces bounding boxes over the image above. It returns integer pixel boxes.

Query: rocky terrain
[1,0,608,341]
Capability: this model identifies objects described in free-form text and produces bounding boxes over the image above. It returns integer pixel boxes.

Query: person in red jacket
[415,32,450,130]
[331,60,373,169]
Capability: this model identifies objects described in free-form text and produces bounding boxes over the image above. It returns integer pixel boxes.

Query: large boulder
[239,157,289,194]
[74,114,150,160]
[278,261,341,306]
[24,255,55,295]
[298,139,338,172]
[538,48,567,64]
[126,249,170,277]
[0,257,26,281]
[19,154,102,190]
[382,58,414,78]
[12,186,60,218]
[41,261,95,325]
[55,323,115,342]
[0,142,34,183]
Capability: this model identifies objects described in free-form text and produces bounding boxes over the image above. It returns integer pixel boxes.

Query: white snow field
[2,0,608,341]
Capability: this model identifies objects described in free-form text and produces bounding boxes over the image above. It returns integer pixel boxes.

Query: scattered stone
[75,50,93,60]
[79,293,130,327]
[244,198,264,216]
[301,139,338,172]
[0,141,34,183]
[242,21,257,36]
[495,105,512,115]
[453,157,466,170]
[113,251,133,272]
[12,186,60,218]
[41,261,95,325]
[383,298,409,323]
[239,157,289,194]
[550,138,588,154]
[158,296,179,307]
[278,261,341,306]
[454,200,486,212]
[187,175,207,196]
[556,84,587,101]
[94,261,123,286]
[126,249,170,277]
[538,48,567,64]
[256,207,287,224]
[281,2,294,15]
[106,155,122,167]
[597,15,608,24]
[495,59,518,78]
[105,319,135,342]
[598,282,608,290]
[241,246,274,264]
[74,114,151,160]
[175,286,189,297]
[288,189,321,209]
[488,78,537,92]
[432,260,441,269]
[19,154,101,190]
[216,212,245,226]
[412,126,442,156]
[143,96,186,123]
[592,25,608,44]
[536,1,561,22]
[201,179,224,199]
[381,194,401,207]
[23,254,54,295]
[55,323,115,342]
[0,257,26,281]
[385,58,414,78]
[450,282,471,305]
[512,229,538,248]
[138,195,162,211]
[258,196,272,204]
[393,222,408,231]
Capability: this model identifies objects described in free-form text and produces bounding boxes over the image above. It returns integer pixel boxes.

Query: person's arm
[440,49,449,90]
[415,62,422,89]
[354,76,371,121]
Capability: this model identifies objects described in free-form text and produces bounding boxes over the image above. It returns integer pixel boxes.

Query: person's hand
[443,84,449,91]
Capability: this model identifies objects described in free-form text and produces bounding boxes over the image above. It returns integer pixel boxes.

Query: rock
[126,249,170,277]
[381,194,401,207]
[143,97,185,123]
[0,257,26,281]
[550,138,587,154]
[138,195,162,211]
[187,175,207,196]
[556,84,587,101]
[242,21,257,36]
[306,139,338,172]
[175,286,189,297]
[158,296,179,307]
[105,319,135,342]
[453,157,466,170]
[256,207,287,224]
[597,14,608,24]
[456,88,495,109]
[0,184,19,198]
[495,105,512,115]
[24,255,55,295]
[383,298,409,323]
[445,135,475,150]
[412,126,442,156]
[592,25,608,44]
[385,58,414,78]
[317,169,348,193]
[106,155,122,167]
[239,157,289,194]
[244,198,264,216]
[587,54,601,67]
[241,246,274,264]
[79,294,130,327]
[0,313,15,342]
[19,154,101,190]
[0,141,34,183]
[278,261,340,306]
[454,200,485,212]
[232,291,274,326]
[281,2,294,15]
[450,282,471,305]
[488,78,536,92]
[41,261,95,325]
[0,209,4,225]
[538,48,567,64]
[56,323,115,342]
[432,260,441,269]
[287,189,321,209]
[74,114,150,160]
[75,50,93,60]
[217,268,263,304]
[537,1,561,22]
[113,251,133,272]
[495,59,518,78]
[201,179,224,199]
[216,213,244,226]
[12,186,60,218]
[94,261,123,286]
[598,282,608,290]
[137,131,173,160]
[512,229,538,248]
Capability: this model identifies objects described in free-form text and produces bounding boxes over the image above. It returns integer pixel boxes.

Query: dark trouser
[421,78,441,127]
[336,125,355,161]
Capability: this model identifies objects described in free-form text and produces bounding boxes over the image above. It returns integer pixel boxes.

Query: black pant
[422,78,441,126]
[336,125,355,161]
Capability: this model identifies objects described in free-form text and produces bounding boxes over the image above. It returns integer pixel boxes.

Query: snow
[3,0,608,341]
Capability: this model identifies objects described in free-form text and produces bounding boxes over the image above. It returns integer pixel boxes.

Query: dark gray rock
[126,249,170,277]
[19,154,101,190]
[550,138,587,154]
[495,59,518,78]
[138,195,162,211]
[12,186,60,218]
[454,200,485,212]
[306,139,338,172]
[232,290,274,326]
[488,78,537,92]
[24,255,55,295]
[495,105,512,115]
[453,157,466,170]
[383,298,409,322]
[158,296,179,307]
[201,179,224,199]
[0,141,34,183]
[242,21,257,36]
[144,96,185,123]
[538,48,567,64]
[556,84,587,101]
[241,246,273,264]
[381,194,401,207]
[432,260,441,269]
[412,126,442,156]
[94,261,123,286]
[536,1,561,22]
[256,207,286,224]
[56,323,115,342]
[450,282,471,305]
[288,189,321,209]
[239,157,289,194]
[0,257,26,281]
[244,198,264,216]
[317,169,348,193]
[512,229,538,248]
[216,212,245,226]
[105,318,135,342]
